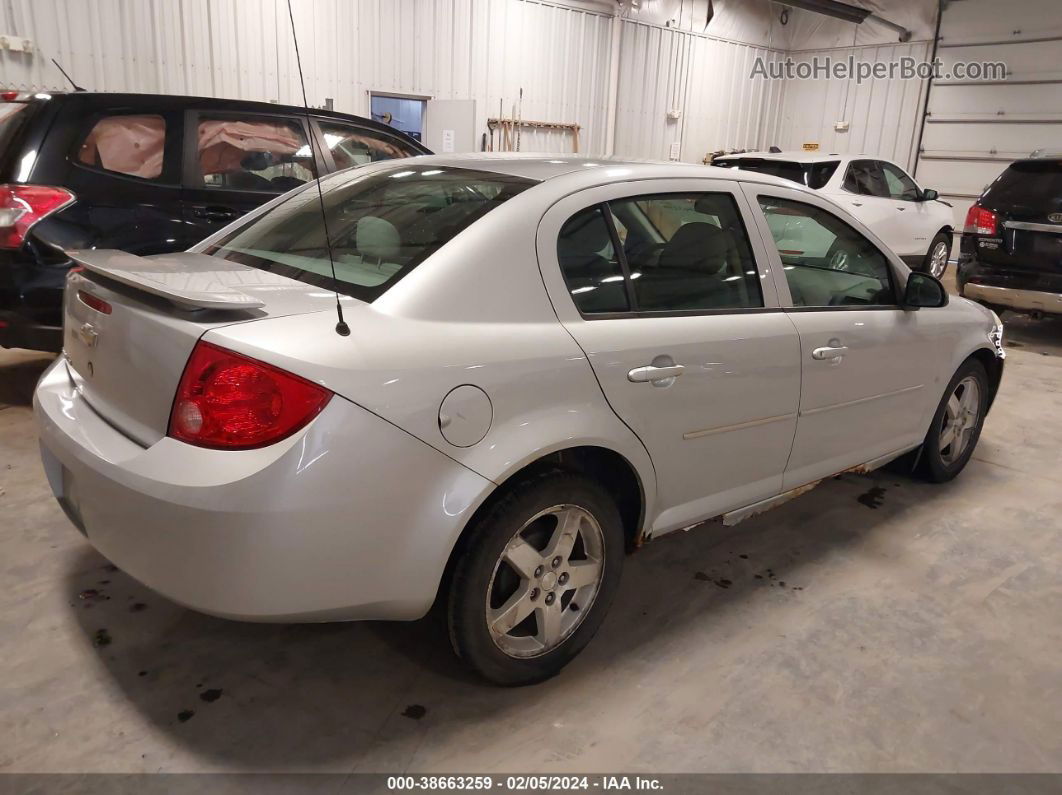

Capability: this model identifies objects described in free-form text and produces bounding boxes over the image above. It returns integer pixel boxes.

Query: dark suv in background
[958,155,1062,318]
[0,91,428,351]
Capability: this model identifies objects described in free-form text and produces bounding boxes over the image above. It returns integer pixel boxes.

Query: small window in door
[843,160,888,198]
[880,161,920,201]
[557,206,630,314]
[76,114,166,179]
[607,193,763,312]
[758,196,896,308]
[318,121,420,169]
[197,116,316,192]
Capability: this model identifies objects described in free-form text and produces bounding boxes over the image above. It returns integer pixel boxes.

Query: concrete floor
[1,308,1060,774]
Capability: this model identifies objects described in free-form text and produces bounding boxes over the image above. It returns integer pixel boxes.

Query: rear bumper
[34,357,493,622]
[960,283,1062,316]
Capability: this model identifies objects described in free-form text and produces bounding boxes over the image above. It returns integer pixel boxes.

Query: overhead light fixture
[781,0,911,42]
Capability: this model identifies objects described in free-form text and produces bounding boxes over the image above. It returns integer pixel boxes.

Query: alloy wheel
[929,241,949,278]
[939,375,981,465]
[485,504,605,658]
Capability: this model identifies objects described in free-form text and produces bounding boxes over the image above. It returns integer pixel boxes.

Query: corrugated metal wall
[913,0,1062,231]
[771,41,933,170]
[612,20,785,162]
[0,0,615,154]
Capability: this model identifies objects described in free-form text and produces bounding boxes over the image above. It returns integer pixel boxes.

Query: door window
[757,196,896,308]
[318,121,420,169]
[196,116,316,192]
[843,160,889,198]
[76,114,166,179]
[879,161,921,201]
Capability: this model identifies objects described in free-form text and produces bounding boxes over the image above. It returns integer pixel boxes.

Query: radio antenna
[286,0,350,337]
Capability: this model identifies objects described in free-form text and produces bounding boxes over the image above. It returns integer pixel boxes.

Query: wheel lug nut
[552,556,562,568]
[545,593,555,605]
[534,565,544,577]
[559,572,569,585]
[530,588,540,601]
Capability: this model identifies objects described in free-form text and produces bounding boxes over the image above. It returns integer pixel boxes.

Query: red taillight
[168,342,332,450]
[0,91,19,101]
[964,204,998,236]
[77,290,112,315]
[0,184,75,249]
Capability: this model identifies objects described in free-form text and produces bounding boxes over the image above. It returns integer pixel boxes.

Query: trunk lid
[63,249,344,446]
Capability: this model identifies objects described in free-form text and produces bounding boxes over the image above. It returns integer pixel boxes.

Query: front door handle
[628,364,685,384]
[812,345,848,360]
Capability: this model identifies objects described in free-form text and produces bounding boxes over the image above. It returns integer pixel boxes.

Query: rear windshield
[204,166,536,301]
[716,158,839,190]
[0,102,30,155]
[982,160,1062,213]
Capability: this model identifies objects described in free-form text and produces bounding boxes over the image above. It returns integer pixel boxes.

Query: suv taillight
[0,184,75,249]
[168,341,332,450]
[964,204,998,236]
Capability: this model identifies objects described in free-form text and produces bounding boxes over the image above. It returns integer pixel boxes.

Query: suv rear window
[204,166,535,301]
[716,158,839,190]
[982,160,1062,213]
[0,102,30,155]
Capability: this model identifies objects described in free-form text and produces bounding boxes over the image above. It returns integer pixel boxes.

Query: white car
[714,151,955,278]
[34,155,1004,685]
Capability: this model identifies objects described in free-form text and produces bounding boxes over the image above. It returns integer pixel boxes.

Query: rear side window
[76,114,166,179]
[197,116,316,192]
[557,207,629,314]
[983,160,1062,212]
[204,166,535,302]
[318,121,420,169]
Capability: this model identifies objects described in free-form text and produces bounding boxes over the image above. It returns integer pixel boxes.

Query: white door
[744,184,949,490]
[535,179,802,535]
[833,159,914,257]
[880,160,937,259]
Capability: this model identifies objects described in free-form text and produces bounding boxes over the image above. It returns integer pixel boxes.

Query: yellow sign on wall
[802,142,820,151]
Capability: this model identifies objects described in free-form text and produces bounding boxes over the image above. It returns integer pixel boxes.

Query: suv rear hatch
[63,250,342,446]
[967,159,1062,275]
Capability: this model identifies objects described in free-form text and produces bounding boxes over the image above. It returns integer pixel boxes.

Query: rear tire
[917,359,989,483]
[922,232,951,279]
[447,470,624,686]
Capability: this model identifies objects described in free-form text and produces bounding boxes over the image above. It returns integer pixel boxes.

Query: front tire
[917,359,989,482]
[922,232,951,279]
[447,470,624,686]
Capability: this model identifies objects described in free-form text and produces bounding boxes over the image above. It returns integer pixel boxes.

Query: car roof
[42,91,428,149]
[385,152,820,190]
[714,150,851,164]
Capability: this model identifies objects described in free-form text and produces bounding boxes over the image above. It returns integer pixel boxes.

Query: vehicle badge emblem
[1048,213,1062,224]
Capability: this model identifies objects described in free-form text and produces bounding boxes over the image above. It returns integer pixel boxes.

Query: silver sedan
[35,155,1005,685]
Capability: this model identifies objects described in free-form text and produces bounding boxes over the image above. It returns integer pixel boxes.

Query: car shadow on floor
[0,350,55,408]
[999,312,1062,358]
[62,468,945,769]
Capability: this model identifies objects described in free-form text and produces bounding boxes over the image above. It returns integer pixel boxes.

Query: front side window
[76,114,166,179]
[880,162,920,201]
[205,166,534,302]
[757,196,896,308]
[197,115,316,192]
[318,121,420,170]
[843,160,889,198]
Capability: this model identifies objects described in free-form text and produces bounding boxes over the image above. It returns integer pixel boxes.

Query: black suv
[958,156,1062,317]
[0,91,428,351]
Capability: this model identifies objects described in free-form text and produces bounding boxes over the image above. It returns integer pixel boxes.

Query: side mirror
[904,271,948,309]
[920,188,939,201]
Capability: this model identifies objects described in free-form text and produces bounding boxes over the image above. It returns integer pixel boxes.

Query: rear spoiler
[66,249,265,310]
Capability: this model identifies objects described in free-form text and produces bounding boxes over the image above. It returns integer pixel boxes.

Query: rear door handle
[628,364,685,384]
[812,345,848,360]
[193,205,240,221]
